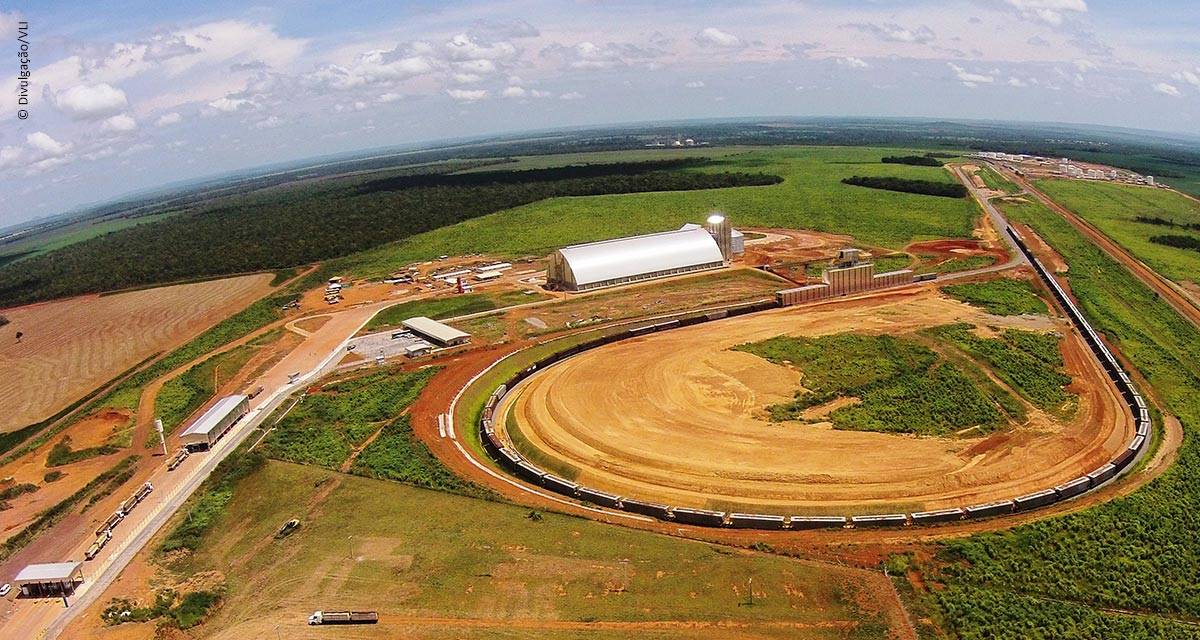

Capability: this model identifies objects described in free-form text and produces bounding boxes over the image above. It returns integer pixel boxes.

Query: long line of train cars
[479,233,1150,529]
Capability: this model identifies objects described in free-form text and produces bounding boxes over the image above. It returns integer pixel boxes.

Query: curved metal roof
[555,228,723,287]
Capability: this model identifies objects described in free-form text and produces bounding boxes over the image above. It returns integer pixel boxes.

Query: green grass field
[735,332,1023,435]
[975,165,1019,194]
[170,460,890,639]
[334,146,981,280]
[941,278,1049,316]
[1034,179,1200,284]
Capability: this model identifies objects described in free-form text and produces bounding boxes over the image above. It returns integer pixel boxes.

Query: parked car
[0,583,11,597]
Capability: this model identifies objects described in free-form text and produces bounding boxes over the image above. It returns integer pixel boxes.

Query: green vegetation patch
[975,165,1020,194]
[842,176,968,198]
[155,344,258,438]
[882,154,943,167]
[46,435,119,467]
[364,289,547,332]
[929,324,1074,416]
[1034,178,1200,284]
[102,588,223,629]
[160,450,264,555]
[942,278,1049,316]
[1150,234,1200,252]
[735,333,1019,435]
[350,415,487,496]
[260,367,435,469]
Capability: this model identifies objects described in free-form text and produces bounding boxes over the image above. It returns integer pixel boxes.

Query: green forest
[0,160,778,307]
[842,175,968,198]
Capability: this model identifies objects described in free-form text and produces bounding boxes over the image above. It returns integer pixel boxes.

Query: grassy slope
[335,147,980,279]
[941,279,1049,316]
[930,197,1200,638]
[183,461,887,639]
[364,289,548,332]
[1034,179,1200,284]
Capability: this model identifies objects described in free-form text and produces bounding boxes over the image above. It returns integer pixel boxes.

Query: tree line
[881,154,943,167]
[841,176,967,198]
[1150,234,1200,251]
[0,161,780,307]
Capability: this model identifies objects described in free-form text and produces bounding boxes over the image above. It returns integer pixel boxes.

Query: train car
[1054,476,1091,500]
[913,273,937,282]
[851,514,908,528]
[497,447,522,469]
[704,309,729,321]
[621,499,673,520]
[96,511,123,535]
[670,507,726,527]
[577,487,623,509]
[542,474,579,497]
[1134,395,1147,411]
[1013,488,1058,511]
[1139,407,1150,424]
[788,516,848,530]
[1087,463,1117,486]
[728,513,787,530]
[1137,420,1150,438]
[964,500,1014,519]
[910,508,965,525]
[514,461,546,485]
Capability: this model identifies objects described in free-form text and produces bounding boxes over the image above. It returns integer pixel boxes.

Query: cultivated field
[63,460,901,639]
[501,288,1132,514]
[0,274,273,432]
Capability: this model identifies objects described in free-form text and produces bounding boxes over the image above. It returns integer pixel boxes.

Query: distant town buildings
[973,151,1161,188]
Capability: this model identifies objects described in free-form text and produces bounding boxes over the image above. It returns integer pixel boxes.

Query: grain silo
[705,213,733,262]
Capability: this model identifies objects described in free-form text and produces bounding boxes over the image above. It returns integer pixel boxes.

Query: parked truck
[308,610,378,625]
[85,530,113,560]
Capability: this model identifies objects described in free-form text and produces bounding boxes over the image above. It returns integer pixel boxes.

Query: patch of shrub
[842,175,967,198]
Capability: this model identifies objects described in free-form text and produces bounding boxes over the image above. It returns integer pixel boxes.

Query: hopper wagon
[620,499,673,520]
[669,507,726,527]
[728,513,787,530]
[788,516,848,530]
[577,487,623,509]
[1054,476,1092,500]
[964,500,1014,519]
[1013,489,1058,511]
[851,514,909,528]
[910,508,965,525]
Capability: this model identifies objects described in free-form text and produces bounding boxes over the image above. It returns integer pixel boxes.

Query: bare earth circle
[499,288,1134,515]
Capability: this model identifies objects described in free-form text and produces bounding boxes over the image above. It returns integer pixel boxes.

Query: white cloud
[446,88,488,102]
[207,96,258,112]
[693,27,743,49]
[543,41,664,70]
[558,91,584,100]
[0,145,22,169]
[948,62,995,87]
[1073,59,1098,72]
[845,22,935,44]
[377,92,403,103]
[27,132,70,157]
[685,80,705,88]
[101,114,138,133]
[1172,70,1200,88]
[836,56,869,69]
[254,116,283,129]
[155,112,182,127]
[1003,0,1088,26]
[1153,82,1181,97]
[53,83,128,120]
[1007,77,1028,87]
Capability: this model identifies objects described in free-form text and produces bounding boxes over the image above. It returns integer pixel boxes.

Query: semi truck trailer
[308,610,378,625]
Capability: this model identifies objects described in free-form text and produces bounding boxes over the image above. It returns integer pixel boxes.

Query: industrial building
[546,214,742,292]
[14,561,84,597]
[180,394,250,451]
[402,316,471,346]
[777,248,914,306]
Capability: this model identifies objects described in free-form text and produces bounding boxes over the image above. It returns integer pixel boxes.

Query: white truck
[308,610,378,625]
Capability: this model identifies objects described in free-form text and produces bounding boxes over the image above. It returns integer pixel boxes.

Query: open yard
[500,288,1130,515]
[66,460,899,640]
[0,274,273,433]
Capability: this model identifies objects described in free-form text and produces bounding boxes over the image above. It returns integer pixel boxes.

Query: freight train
[479,234,1151,529]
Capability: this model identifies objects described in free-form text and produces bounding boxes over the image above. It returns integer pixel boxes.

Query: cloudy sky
[1,0,1197,226]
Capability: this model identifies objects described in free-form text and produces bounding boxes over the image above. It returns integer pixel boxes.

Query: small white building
[402,317,471,346]
[180,395,250,451]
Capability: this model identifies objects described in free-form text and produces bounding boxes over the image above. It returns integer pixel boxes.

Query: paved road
[936,164,1029,283]
[26,301,390,640]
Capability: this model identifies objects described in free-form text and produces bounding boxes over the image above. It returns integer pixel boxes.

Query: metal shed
[180,395,249,451]
[547,227,725,291]
[14,561,84,597]
[401,316,470,346]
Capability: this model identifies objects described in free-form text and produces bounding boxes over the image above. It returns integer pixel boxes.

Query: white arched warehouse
[547,227,726,291]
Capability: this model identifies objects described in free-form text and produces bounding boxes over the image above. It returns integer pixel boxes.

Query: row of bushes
[842,176,968,198]
[1150,234,1200,251]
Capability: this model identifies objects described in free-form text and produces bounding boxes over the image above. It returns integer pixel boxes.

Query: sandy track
[0,274,273,432]
[502,288,1133,513]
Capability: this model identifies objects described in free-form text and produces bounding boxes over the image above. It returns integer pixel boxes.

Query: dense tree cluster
[880,154,943,167]
[841,175,967,198]
[1150,234,1200,251]
[0,162,779,307]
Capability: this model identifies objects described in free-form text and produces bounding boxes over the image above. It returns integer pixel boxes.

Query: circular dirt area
[498,288,1134,515]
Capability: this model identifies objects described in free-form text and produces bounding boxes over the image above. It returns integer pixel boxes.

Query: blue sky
[1,0,1198,225]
